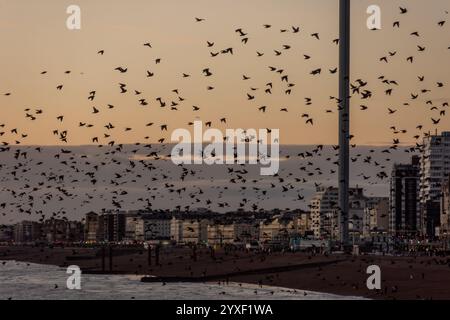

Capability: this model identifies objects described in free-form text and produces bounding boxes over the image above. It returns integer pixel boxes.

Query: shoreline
[1,246,450,300]
[1,259,367,300]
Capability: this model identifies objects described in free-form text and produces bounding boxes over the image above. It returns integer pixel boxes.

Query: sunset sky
[0,0,449,146]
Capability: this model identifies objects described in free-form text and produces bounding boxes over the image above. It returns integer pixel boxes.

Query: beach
[0,259,366,300]
[1,245,449,300]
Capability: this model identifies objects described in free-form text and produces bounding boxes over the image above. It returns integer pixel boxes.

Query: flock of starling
[0,6,449,223]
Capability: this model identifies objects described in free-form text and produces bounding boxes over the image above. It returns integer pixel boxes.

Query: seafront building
[420,131,450,237]
[233,220,260,243]
[170,217,209,244]
[0,225,14,242]
[440,175,450,239]
[141,215,172,241]
[310,187,339,239]
[85,212,104,243]
[362,197,389,240]
[310,187,386,242]
[259,217,289,244]
[207,222,235,245]
[102,211,126,242]
[41,218,84,243]
[13,221,42,243]
[12,219,83,243]
[80,210,313,245]
[389,156,420,238]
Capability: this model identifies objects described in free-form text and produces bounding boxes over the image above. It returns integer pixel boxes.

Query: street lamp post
[339,0,351,246]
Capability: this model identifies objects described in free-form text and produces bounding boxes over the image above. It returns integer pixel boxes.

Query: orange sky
[0,0,449,146]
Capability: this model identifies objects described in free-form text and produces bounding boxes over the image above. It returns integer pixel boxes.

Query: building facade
[41,219,84,243]
[234,220,260,243]
[142,216,171,241]
[207,223,235,245]
[170,218,208,244]
[389,156,420,238]
[311,187,373,241]
[0,225,13,242]
[13,221,42,243]
[440,175,450,238]
[363,197,389,239]
[419,132,450,237]
[310,187,339,239]
[102,211,126,242]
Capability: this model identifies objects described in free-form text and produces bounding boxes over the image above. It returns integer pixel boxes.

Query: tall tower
[338,0,351,245]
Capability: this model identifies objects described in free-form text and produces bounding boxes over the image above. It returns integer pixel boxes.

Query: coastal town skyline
[2,130,450,240]
[1,0,450,302]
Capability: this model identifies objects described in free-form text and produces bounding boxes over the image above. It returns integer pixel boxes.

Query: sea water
[0,260,365,300]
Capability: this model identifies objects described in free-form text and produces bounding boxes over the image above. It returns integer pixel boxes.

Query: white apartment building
[234,221,260,243]
[170,218,208,244]
[311,187,379,241]
[420,131,450,236]
[348,190,369,239]
[259,217,294,243]
[259,218,281,243]
[124,213,171,241]
[125,215,143,241]
[207,223,235,245]
[142,218,171,240]
[296,212,311,236]
[14,221,42,243]
[362,197,389,239]
[310,187,339,239]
